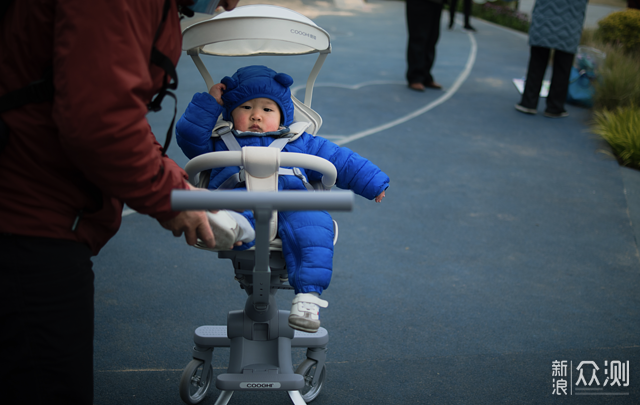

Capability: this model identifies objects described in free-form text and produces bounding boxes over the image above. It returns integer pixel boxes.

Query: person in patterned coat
[515,0,589,118]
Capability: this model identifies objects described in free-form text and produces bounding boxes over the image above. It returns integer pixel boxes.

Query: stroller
[173,5,351,405]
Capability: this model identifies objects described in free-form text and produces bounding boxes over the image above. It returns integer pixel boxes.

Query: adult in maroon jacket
[0,0,238,403]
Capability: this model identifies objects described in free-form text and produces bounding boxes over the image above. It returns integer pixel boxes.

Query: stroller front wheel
[295,358,326,402]
[179,359,213,404]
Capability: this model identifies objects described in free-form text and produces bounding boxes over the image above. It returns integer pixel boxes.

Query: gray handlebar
[171,190,353,212]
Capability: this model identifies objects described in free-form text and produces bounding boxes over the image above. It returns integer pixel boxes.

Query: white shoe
[196,210,256,252]
[195,210,255,251]
[288,293,328,333]
[205,210,240,250]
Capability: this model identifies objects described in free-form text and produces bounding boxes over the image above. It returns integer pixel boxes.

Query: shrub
[447,0,530,33]
[592,44,640,111]
[596,9,640,55]
[580,28,599,48]
[592,105,640,169]
[471,1,530,33]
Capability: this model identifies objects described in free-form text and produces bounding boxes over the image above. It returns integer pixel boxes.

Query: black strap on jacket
[148,0,179,156]
[0,68,54,114]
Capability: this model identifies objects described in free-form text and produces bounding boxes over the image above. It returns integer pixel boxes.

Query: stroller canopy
[182,4,331,57]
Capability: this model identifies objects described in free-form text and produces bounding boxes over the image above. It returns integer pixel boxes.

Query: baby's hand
[209,83,226,106]
[375,190,385,203]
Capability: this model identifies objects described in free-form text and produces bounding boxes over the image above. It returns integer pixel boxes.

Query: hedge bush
[596,8,640,55]
[592,43,640,111]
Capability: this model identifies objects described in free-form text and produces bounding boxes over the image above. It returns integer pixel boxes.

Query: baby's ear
[221,76,238,90]
[274,73,293,88]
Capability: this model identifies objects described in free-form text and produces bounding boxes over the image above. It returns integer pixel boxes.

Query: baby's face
[231,98,281,133]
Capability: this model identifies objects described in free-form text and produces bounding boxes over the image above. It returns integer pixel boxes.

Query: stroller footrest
[194,325,230,347]
[291,327,329,348]
[194,325,329,348]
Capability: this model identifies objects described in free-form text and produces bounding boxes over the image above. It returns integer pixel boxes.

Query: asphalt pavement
[92,1,640,404]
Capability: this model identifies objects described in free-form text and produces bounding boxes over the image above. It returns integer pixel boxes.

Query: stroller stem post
[252,207,273,311]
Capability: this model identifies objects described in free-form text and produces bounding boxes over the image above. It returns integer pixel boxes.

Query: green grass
[581,23,640,167]
[471,2,530,33]
[446,0,530,33]
[592,105,640,169]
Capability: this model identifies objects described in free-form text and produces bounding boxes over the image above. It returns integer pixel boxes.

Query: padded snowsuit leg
[236,209,335,295]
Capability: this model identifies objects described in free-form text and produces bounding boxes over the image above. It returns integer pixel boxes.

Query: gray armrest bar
[184,151,338,188]
[171,190,354,212]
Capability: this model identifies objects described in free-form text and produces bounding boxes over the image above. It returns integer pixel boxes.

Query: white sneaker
[196,210,256,248]
[288,293,328,333]
[205,210,240,250]
[195,210,256,251]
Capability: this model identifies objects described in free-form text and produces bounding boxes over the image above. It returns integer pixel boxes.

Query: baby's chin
[238,127,278,133]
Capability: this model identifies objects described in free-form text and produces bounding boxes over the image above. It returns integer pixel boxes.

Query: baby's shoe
[288,293,328,333]
[201,210,254,251]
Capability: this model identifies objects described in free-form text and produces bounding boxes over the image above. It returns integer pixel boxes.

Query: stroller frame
[176,6,340,405]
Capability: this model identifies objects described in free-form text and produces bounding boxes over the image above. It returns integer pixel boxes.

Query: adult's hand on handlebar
[160,209,215,248]
[160,184,216,248]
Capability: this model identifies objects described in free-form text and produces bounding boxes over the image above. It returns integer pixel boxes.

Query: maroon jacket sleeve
[51,0,187,222]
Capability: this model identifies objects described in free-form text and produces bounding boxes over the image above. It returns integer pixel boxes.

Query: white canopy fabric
[182,5,331,57]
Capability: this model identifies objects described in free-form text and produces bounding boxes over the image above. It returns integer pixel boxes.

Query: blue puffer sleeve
[292,133,389,200]
[176,92,222,159]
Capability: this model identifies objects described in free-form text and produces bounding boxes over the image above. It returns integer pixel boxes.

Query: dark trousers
[520,46,575,114]
[406,0,443,85]
[449,0,472,27]
[0,235,95,405]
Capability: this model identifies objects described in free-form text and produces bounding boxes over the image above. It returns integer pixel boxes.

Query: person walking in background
[449,0,476,31]
[515,0,589,118]
[406,0,445,92]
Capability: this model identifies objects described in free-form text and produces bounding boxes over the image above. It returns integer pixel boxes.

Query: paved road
[93,1,639,404]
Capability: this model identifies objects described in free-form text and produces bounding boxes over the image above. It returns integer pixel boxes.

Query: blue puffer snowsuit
[176,66,390,295]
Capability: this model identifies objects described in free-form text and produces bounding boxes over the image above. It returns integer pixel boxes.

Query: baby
[176,65,389,333]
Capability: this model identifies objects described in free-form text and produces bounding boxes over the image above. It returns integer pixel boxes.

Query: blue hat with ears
[220,65,295,127]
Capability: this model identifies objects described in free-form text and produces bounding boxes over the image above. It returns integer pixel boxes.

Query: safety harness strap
[214,124,313,190]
